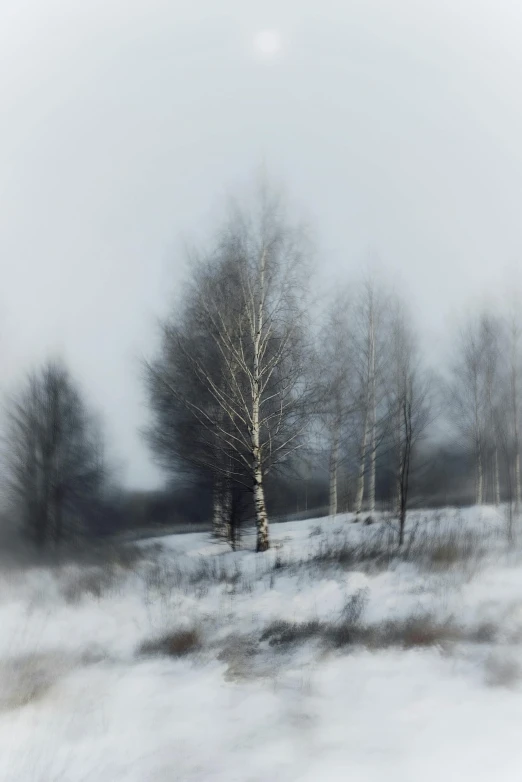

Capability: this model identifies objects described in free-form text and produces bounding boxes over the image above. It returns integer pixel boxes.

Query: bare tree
[315,286,354,516]
[146,184,312,551]
[507,306,522,512]
[447,311,504,507]
[481,315,503,505]
[145,288,243,542]
[386,302,432,544]
[4,360,109,548]
[351,276,388,516]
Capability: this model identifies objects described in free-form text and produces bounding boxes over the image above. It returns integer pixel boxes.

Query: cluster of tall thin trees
[448,307,522,539]
[3,182,522,552]
[2,361,111,547]
[145,185,434,551]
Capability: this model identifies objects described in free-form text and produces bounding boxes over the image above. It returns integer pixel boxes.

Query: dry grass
[217,635,260,681]
[416,530,481,571]
[307,514,487,576]
[138,629,201,658]
[364,616,462,650]
[260,620,324,647]
[259,597,498,656]
[308,529,396,573]
[0,650,80,711]
[60,565,119,603]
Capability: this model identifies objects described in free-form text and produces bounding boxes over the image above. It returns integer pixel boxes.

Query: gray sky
[1,0,522,488]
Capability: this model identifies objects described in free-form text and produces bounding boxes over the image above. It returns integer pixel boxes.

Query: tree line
[2,181,521,552]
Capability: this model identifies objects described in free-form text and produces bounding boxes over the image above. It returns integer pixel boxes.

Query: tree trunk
[253,470,269,551]
[369,400,376,514]
[222,479,232,542]
[368,309,376,514]
[329,427,340,516]
[355,409,369,514]
[396,459,403,516]
[398,393,413,546]
[494,447,500,506]
[513,361,521,512]
[509,321,521,513]
[398,442,406,545]
[399,505,406,546]
[252,247,270,552]
[252,382,269,550]
[477,449,484,505]
[515,454,521,513]
[395,409,402,514]
[212,475,224,538]
[400,412,412,547]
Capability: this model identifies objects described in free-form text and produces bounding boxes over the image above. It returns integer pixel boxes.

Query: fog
[2,0,522,487]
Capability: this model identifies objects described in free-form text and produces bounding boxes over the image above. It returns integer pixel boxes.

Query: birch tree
[145,258,247,542]
[146,186,311,551]
[507,307,522,511]
[448,312,502,506]
[351,277,388,516]
[493,303,522,538]
[481,315,503,505]
[315,286,354,516]
[386,302,431,544]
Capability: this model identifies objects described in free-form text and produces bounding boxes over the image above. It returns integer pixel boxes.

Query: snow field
[0,507,521,781]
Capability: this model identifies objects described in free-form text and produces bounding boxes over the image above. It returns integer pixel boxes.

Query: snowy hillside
[1,507,522,781]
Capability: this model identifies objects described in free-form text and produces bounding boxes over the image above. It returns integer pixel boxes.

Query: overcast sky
[1,0,522,488]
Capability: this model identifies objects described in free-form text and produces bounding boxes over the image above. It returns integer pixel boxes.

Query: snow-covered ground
[1,507,522,781]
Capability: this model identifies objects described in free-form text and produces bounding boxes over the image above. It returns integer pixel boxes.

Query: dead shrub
[377,615,461,649]
[330,612,497,651]
[260,620,324,648]
[261,603,495,656]
[325,614,455,650]
[138,629,201,658]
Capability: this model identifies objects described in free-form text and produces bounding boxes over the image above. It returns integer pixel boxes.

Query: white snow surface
[1,507,522,780]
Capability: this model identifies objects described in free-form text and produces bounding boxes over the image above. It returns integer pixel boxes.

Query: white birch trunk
[329,428,340,517]
[369,396,376,514]
[252,248,270,552]
[512,335,521,511]
[515,450,521,513]
[222,479,232,541]
[368,308,376,514]
[395,403,402,514]
[355,409,369,514]
[253,450,269,550]
[494,447,500,506]
[477,450,484,506]
[212,476,224,538]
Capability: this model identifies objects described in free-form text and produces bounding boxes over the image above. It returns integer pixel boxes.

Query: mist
[2,1,522,488]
